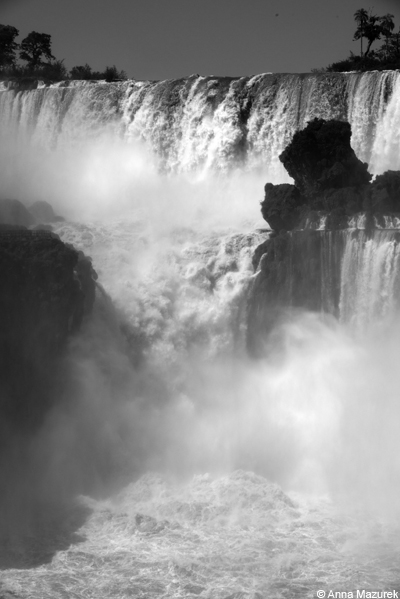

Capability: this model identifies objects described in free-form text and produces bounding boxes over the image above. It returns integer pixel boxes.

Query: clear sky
[2,0,400,80]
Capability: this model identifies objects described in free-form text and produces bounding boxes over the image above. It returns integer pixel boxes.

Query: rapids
[1,71,400,597]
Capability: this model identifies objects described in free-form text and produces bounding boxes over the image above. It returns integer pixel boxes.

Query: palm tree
[363,13,384,56]
[354,8,369,56]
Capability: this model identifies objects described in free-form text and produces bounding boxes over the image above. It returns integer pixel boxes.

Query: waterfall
[1,71,400,181]
[340,230,400,331]
[2,71,400,488]
[2,72,400,597]
[249,227,400,349]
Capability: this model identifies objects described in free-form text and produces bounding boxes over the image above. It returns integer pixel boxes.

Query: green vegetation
[321,9,400,72]
[0,24,127,82]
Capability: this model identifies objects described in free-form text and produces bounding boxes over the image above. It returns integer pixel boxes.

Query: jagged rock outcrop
[261,118,400,234]
[261,184,305,231]
[260,118,376,232]
[0,230,97,431]
[279,118,371,197]
[250,118,398,354]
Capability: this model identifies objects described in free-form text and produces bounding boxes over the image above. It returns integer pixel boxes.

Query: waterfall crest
[1,71,400,180]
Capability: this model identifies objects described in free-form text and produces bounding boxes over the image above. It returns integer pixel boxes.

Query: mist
[2,75,400,556]
[13,283,400,521]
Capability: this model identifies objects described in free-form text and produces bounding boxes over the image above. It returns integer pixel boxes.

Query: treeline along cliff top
[0,25,127,82]
[1,8,400,84]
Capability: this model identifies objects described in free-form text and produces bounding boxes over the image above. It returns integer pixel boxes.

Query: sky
[2,0,400,80]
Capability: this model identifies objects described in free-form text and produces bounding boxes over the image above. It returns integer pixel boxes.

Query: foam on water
[2,72,400,597]
[2,471,400,598]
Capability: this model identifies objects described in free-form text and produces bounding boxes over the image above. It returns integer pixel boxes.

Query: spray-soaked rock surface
[260,119,400,233]
[252,117,400,350]
[0,229,97,430]
[279,118,371,198]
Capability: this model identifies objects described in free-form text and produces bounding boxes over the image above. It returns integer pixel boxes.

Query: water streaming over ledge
[340,230,400,330]
[1,71,400,179]
[1,72,400,597]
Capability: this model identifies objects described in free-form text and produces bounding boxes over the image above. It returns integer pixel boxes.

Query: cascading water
[1,72,400,598]
[1,70,400,193]
[340,230,400,331]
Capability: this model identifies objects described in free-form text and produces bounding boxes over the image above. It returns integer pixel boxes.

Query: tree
[70,63,93,80]
[387,28,400,61]
[41,59,68,81]
[69,63,127,81]
[362,12,383,56]
[19,31,54,69]
[379,13,395,58]
[0,24,19,68]
[354,9,385,56]
[323,9,399,72]
[354,8,368,56]
[104,65,127,81]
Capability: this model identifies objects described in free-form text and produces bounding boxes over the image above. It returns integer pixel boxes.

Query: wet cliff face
[0,231,96,432]
[250,116,400,355]
[247,230,345,355]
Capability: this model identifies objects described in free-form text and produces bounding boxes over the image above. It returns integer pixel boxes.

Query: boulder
[261,183,305,231]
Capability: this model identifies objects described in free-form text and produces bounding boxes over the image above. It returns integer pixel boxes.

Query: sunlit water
[2,471,400,598]
[1,73,400,597]
[1,215,400,598]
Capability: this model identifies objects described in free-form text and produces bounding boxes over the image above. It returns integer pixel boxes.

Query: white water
[1,71,400,212]
[1,73,400,597]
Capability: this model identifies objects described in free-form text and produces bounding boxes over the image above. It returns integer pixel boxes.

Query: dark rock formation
[322,187,365,229]
[366,170,400,213]
[0,230,97,431]
[261,184,305,231]
[251,119,386,354]
[29,200,64,223]
[0,199,35,227]
[261,119,400,234]
[279,118,371,197]
[247,229,346,355]
[33,223,53,232]
[260,118,376,232]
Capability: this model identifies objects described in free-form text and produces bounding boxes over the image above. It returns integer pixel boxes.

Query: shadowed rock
[0,199,35,227]
[0,231,97,431]
[260,119,400,233]
[279,118,371,197]
[29,200,64,223]
[367,170,400,213]
[261,183,305,231]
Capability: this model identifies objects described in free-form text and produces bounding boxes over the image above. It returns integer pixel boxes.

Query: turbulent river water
[1,72,400,598]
